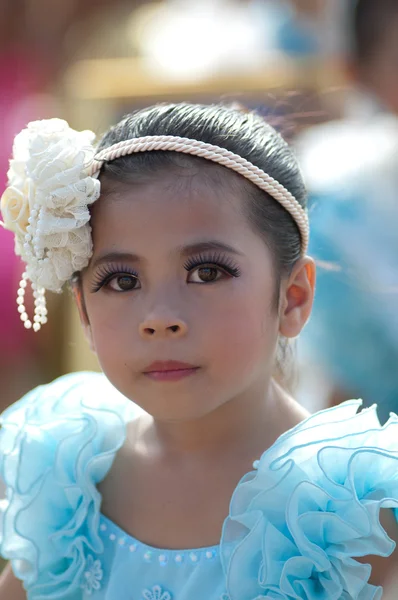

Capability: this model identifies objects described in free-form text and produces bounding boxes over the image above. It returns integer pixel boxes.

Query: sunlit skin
[82,179,297,424]
[78,169,315,427]
[73,166,315,550]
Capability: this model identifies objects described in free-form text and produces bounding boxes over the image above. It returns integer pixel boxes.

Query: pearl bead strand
[16,203,48,332]
[16,276,48,332]
[16,272,32,329]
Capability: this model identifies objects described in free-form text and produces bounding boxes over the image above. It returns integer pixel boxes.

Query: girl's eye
[188,265,224,284]
[90,266,140,293]
[184,253,241,284]
[107,274,140,292]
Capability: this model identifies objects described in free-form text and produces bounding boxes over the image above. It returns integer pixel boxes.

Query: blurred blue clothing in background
[297,113,398,423]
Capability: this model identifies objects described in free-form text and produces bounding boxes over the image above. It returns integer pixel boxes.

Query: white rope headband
[90,135,309,254]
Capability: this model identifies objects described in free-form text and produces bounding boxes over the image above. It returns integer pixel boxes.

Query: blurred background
[1,0,398,593]
[1,0,398,422]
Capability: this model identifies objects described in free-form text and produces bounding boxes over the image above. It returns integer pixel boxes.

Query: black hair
[352,0,398,64]
[96,103,308,390]
[97,103,307,282]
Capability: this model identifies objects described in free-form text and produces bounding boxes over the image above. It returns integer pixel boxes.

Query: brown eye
[188,266,222,283]
[198,267,218,282]
[108,274,140,292]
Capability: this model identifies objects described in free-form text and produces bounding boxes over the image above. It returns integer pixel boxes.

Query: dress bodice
[1,372,398,600]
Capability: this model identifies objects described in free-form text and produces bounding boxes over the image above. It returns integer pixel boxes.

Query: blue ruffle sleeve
[221,401,398,600]
[0,372,136,600]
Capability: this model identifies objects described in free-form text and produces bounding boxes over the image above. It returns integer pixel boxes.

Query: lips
[143,360,199,382]
[143,360,196,373]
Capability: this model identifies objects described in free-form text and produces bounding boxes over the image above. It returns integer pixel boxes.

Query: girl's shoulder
[0,371,140,598]
[221,400,398,598]
[0,370,138,423]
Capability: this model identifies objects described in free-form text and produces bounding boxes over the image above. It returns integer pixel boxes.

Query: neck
[144,377,285,460]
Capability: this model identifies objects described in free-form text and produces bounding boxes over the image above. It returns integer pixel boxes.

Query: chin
[101,368,229,422]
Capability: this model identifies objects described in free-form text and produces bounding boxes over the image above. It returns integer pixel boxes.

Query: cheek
[83,293,133,357]
[202,284,279,376]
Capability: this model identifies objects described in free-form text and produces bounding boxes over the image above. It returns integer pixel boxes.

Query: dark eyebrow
[91,241,244,270]
[177,240,244,258]
[91,252,142,269]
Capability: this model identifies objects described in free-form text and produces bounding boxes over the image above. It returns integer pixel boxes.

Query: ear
[278,257,316,338]
[70,275,96,353]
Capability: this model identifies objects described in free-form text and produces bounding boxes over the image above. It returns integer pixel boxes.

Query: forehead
[90,171,254,251]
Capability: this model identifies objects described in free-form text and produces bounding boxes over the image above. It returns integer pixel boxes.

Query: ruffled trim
[0,372,137,599]
[221,400,398,600]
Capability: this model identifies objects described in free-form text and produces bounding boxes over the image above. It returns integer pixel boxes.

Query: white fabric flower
[1,118,101,293]
[81,555,103,595]
[142,585,172,600]
[0,183,32,236]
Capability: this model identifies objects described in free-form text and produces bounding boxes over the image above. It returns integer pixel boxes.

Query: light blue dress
[1,372,398,600]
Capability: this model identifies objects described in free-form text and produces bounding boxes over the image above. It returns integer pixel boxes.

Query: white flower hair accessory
[1,119,101,331]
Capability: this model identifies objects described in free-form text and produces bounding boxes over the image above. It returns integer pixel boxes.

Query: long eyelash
[183,252,241,277]
[90,264,139,293]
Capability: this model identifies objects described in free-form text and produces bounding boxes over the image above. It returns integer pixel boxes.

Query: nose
[138,314,188,339]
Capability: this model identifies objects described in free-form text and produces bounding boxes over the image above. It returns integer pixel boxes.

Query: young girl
[0,103,398,600]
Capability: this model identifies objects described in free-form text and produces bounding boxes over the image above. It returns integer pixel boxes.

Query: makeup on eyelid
[90,251,242,293]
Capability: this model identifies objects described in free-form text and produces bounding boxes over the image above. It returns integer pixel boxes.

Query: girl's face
[79,170,309,422]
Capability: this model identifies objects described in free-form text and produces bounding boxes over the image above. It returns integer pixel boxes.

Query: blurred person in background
[0,10,57,411]
[296,0,398,423]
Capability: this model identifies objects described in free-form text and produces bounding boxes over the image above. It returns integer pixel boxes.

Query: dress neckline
[100,513,221,558]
